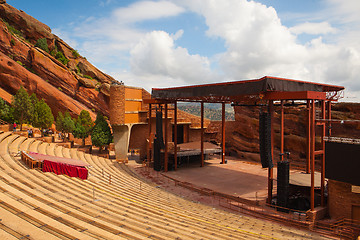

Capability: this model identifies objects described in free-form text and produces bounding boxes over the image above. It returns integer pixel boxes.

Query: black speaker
[155,111,165,149]
[153,138,161,171]
[259,112,273,168]
[154,111,165,171]
[277,161,289,211]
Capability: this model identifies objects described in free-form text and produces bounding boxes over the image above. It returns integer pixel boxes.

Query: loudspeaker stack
[277,160,290,211]
[154,111,164,171]
[259,112,273,168]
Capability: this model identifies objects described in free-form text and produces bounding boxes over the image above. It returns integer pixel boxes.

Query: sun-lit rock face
[0,2,115,119]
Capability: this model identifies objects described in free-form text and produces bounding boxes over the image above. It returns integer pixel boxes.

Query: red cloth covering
[42,160,88,179]
[76,166,88,180]
[28,152,89,167]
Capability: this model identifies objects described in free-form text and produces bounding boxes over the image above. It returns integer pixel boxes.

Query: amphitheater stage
[161,157,272,202]
[158,157,322,203]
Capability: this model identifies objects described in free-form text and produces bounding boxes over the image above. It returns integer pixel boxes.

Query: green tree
[32,99,54,134]
[55,111,75,141]
[73,110,93,146]
[29,93,38,125]
[0,98,13,122]
[12,87,32,130]
[73,123,87,145]
[91,113,112,152]
[62,112,75,141]
[55,111,64,133]
[35,38,49,53]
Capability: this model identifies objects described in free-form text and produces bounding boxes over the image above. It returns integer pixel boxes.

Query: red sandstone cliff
[208,103,360,167]
[0,1,113,119]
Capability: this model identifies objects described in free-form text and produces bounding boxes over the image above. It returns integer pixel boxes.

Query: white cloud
[326,0,360,24]
[171,29,184,40]
[289,21,337,35]
[130,30,217,86]
[175,0,360,98]
[56,0,360,101]
[113,1,185,23]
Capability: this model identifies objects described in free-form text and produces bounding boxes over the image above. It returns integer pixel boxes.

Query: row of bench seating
[0,131,326,239]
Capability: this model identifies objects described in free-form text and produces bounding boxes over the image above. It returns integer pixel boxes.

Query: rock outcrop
[0,2,115,119]
[208,103,360,167]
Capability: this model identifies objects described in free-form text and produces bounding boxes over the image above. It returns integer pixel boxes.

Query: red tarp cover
[30,151,89,180]
[42,160,88,179]
[28,152,89,167]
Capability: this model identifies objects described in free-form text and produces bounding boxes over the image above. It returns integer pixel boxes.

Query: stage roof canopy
[150,76,344,103]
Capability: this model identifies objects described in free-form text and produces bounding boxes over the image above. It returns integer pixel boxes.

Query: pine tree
[91,113,112,152]
[73,110,93,146]
[55,112,64,133]
[55,111,74,141]
[0,98,14,123]
[32,99,54,133]
[62,112,75,141]
[29,93,38,126]
[12,87,32,130]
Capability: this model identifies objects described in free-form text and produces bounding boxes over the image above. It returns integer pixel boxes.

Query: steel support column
[201,102,204,167]
[280,100,284,161]
[148,103,152,164]
[306,100,311,174]
[174,101,177,170]
[327,101,332,137]
[221,102,226,164]
[310,100,315,211]
[267,101,274,204]
[164,103,168,172]
[321,100,326,206]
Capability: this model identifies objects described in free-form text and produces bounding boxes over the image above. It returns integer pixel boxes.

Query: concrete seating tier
[0,132,326,239]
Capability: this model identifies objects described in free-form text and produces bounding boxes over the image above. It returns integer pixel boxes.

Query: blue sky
[7,0,360,101]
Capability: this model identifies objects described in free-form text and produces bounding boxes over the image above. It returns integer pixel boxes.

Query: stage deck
[173,141,222,157]
[159,157,322,202]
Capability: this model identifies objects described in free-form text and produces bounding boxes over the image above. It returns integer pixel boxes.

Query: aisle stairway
[0,132,329,239]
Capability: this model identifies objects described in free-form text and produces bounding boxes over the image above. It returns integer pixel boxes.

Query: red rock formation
[0,2,116,119]
[207,102,360,167]
[0,52,96,119]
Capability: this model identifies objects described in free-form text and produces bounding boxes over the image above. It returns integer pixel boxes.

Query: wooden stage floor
[130,155,322,203]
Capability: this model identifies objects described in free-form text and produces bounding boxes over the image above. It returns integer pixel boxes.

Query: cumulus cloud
[175,0,360,100]
[57,0,360,100]
[130,30,216,86]
[113,1,185,23]
[289,22,337,35]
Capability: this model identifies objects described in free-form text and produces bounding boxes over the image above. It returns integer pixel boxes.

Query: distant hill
[178,103,235,121]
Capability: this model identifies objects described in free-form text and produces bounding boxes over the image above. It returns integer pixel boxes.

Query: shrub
[83,74,93,80]
[4,21,24,38]
[35,38,49,53]
[16,60,23,66]
[72,49,80,58]
[55,51,69,65]
[50,50,57,57]
[10,39,15,46]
